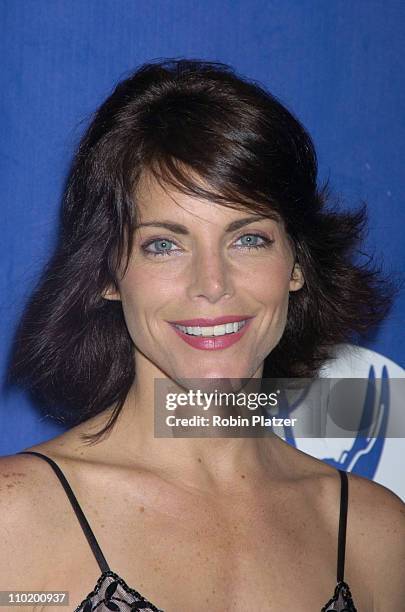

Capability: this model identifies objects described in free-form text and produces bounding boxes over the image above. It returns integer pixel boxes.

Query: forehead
[134,169,283,230]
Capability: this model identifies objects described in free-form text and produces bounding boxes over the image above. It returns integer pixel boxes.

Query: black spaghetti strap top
[17,451,357,611]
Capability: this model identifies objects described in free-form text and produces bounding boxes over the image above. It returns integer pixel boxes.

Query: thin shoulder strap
[337,469,349,583]
[17,451,110,574]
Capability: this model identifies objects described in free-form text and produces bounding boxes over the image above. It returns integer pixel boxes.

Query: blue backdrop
[1,1,404,457]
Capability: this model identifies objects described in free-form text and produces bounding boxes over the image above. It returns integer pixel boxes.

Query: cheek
[117,268,178,343]
[252,262,292,340]
[252,258,292,304]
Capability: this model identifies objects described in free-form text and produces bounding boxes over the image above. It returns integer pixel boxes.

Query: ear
[101,283,121,301]
[289,262,305,292]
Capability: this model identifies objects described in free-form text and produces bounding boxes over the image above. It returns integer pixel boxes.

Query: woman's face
[104,172,304,383]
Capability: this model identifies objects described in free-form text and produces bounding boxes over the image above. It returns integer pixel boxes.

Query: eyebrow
[135,214,280,235]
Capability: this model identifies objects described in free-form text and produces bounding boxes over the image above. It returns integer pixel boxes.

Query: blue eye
[142,239,178,256]
[235,234,273,250]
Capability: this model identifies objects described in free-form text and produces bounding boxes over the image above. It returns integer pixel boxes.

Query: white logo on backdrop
[282,343,405,499]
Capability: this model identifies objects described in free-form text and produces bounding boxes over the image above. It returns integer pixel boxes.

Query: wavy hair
[8,58,397,443]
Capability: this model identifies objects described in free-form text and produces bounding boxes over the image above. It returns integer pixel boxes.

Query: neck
[79,376,293,494]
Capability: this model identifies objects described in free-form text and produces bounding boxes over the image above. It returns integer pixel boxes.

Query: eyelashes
[140,233,275,258]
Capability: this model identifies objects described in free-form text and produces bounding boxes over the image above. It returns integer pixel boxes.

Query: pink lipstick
[167,316,254,351]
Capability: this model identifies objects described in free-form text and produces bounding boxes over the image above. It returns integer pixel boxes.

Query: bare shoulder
[292,447,405,610]
[345,471,405,610]
[348,468,404,503]
[0,451,53,518]
[0,451,69,590]
[346,470,405,532]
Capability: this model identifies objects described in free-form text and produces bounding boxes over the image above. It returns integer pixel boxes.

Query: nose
[187,247,234,304]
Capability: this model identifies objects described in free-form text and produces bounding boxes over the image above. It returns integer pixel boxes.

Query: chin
[171,363,258,390]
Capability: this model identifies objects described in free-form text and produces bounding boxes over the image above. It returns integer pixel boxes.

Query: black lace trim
[321,580,357,611]
[74,570,357,611]
[73,571,163,612]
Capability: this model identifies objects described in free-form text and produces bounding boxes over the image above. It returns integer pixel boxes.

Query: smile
[168,317,254,351]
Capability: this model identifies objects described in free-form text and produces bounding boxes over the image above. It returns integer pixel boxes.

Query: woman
[2,58,404,611]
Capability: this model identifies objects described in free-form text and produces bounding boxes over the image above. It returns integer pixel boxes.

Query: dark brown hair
[8,58,397,443]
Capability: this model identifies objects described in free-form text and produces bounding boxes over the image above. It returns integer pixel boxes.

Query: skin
[0,172,404,611]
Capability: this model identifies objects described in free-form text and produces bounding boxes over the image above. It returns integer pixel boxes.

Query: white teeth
[214,325,226,336]
[201,326,214,337]
[174,320,248,337]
